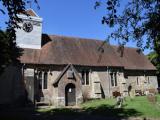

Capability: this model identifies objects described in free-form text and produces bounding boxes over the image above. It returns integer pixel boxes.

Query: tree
[0,0,39,74]
[95,0,160,72]
[0,30,22,73]
[147,51,160,86]
[147,51,160,73]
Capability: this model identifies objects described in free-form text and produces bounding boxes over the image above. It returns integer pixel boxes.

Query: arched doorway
[65,83,76,106]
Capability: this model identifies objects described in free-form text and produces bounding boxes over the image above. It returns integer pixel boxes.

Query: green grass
[35,95,160,119]
[81,95,160,118]
[81,98,115,108]
[124,95,160,118]
[36,95,160,119]
[1,95,160,120]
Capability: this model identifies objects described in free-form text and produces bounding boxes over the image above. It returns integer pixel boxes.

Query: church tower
[16,9,43,49]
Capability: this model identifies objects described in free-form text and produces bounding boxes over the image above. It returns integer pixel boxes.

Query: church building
[14,9,158,107]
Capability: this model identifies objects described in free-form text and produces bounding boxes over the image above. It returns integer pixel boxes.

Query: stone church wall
[24,68,35,103]
[124,70,158,96]
[90,71,102,99]
[23,66,158,107]
[48,71,60,106]
[46,67,83,107]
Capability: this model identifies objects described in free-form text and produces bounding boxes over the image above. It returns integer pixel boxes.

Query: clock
[23,22,33,32]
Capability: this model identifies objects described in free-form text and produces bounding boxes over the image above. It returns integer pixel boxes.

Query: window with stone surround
[110,73,114,86]
[86,71,89,85]
[38,71,48,89]
[114,73,117,86]
[145,76,150,84]
[110,72,117,87]
[43,72,48,89]
[81,70,89,85]
[38,72,42,89]
[136,77,139,85]
[81,71,85,85]
[147,77,150,84]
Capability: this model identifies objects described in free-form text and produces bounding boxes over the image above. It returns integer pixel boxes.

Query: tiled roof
[20,34,156,70]
[26,9,37,16]
[20,48,40,64]
[19,9,38,17]
[112,46,156,70]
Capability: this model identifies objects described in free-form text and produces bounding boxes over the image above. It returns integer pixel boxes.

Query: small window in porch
[67,69,74,79]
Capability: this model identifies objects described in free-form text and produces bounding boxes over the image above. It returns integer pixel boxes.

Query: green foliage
[0,30,23,73]
[147,51,160,73]
[0,0,25,73]
[95,0,160,72]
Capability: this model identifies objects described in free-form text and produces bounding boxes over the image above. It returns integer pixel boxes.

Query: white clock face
[23,22,33,33]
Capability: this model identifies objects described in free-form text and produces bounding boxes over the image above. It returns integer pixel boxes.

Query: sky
[0,0,151,54]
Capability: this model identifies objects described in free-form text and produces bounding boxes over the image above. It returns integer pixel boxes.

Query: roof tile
[20,34,156,70]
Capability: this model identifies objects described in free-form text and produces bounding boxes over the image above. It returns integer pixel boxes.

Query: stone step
[35,101,50,107]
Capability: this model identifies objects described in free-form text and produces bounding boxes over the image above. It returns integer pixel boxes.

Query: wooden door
[65,83,76,106]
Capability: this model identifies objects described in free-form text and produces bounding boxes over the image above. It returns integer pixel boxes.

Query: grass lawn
[1,95,160,120]
[81,95,160,118]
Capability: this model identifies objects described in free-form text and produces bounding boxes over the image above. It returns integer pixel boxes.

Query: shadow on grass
[0,104,142,120]
[39,104,142,120]
[83,104,142,118]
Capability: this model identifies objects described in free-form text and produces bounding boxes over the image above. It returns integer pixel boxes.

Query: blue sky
[0,0,151,54]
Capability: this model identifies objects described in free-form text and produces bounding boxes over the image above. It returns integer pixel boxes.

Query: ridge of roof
[111,44,140,50]
[42,33,141,50]
[43,34,104,42]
